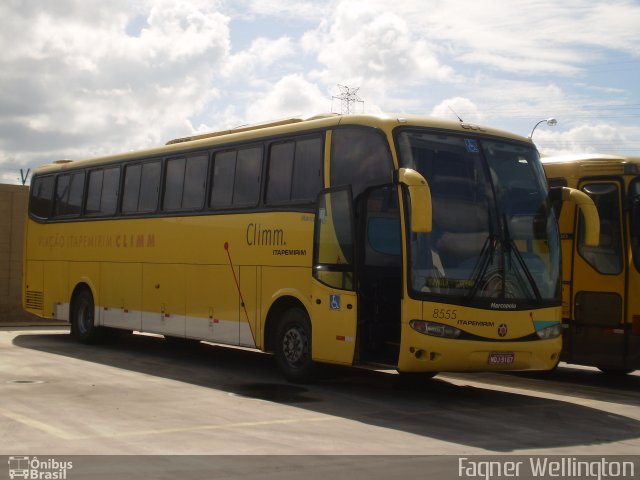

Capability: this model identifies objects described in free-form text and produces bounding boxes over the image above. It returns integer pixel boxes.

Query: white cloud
[138,0,229,62]
[0,0,639,185]
[242,0,332,21]
[459,80,568,122]
[222,36,296,79]
[536,124,634,157]
[297,0,640,118]
[0,0,230,168]
[0,171,25,185]
[561,2,640,56]
[303,1,456,88]
[245,74,329,122]
[301,0,640,80]
[401,0,640,75]
[431,97,483,124]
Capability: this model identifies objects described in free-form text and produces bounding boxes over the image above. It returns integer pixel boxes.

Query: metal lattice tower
[332,84,364,114]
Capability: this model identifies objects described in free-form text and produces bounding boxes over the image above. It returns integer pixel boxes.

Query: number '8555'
[433,309,457,320]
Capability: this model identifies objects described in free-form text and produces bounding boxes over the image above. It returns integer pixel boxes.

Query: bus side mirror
[397,168,432,233]
[548,186,563,217]
[556,186,600,247]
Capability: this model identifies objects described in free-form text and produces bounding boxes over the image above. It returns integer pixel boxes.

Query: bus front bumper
[397,331,561,373]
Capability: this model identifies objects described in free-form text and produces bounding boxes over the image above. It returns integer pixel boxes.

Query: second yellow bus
[544,154,640,374]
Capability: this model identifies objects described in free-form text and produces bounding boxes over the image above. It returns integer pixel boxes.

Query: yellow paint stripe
[0,407,76,440]
[79,416,334,440]
[2,404,334,441]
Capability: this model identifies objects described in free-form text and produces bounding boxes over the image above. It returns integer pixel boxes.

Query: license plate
[489,352,514,365]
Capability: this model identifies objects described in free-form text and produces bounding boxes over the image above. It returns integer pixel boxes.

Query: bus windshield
[397,130,560,307]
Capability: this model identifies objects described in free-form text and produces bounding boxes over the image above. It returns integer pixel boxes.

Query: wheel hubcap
[282,327,307,366]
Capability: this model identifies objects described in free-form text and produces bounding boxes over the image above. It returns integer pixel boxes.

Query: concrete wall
[0,184,40,323]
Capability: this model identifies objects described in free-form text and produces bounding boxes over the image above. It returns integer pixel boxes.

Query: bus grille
[25,291,44,311]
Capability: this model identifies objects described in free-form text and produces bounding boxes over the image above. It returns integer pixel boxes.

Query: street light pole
[528,117,558,140]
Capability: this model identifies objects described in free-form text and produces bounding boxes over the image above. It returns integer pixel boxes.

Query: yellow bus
[23,113,598,381]
[543,154,640,374]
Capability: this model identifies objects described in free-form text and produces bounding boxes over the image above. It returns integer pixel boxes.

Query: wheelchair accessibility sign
[329,294,341,310]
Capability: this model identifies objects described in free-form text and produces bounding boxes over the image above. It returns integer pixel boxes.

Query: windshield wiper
[466,216,544,302]
[466,234,498,300]
[502,214,542,302]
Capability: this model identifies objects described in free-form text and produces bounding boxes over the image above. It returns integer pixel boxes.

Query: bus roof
[542,153,640,177]
[33,113,534,175]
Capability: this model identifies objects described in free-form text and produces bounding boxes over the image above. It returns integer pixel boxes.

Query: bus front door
[310,187,358,365]
[570,181,627,371]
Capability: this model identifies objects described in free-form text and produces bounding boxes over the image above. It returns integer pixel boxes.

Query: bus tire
[275,308,314,382]
[71,289,103,344]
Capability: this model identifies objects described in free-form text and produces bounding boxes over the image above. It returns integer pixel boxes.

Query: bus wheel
[71,289,102,344]
[275,308,314,382]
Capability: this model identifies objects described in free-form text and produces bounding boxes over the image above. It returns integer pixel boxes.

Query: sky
[1,0,639,184]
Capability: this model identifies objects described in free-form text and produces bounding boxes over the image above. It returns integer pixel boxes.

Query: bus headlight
[410,320,461,339]
[536,323,562,339]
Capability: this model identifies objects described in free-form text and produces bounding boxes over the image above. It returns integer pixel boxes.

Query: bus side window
[266,142,294,204]
[331,127,392,199]
[163,153,208,211]
[163,158,186,211]
[122,161,161,214]
[122,164,142,213]
[266,135,322,204]
[54,171,85,217]
[86,170,104,214]
[578,182,622,275]
[102,168,120,214]
[86,167,120,216]
[30,176,55,219]
[139,162,161,212]
[182,154,208,209]
[292,136,322,201]
[232,146,262,207]
[210,150,236,209]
